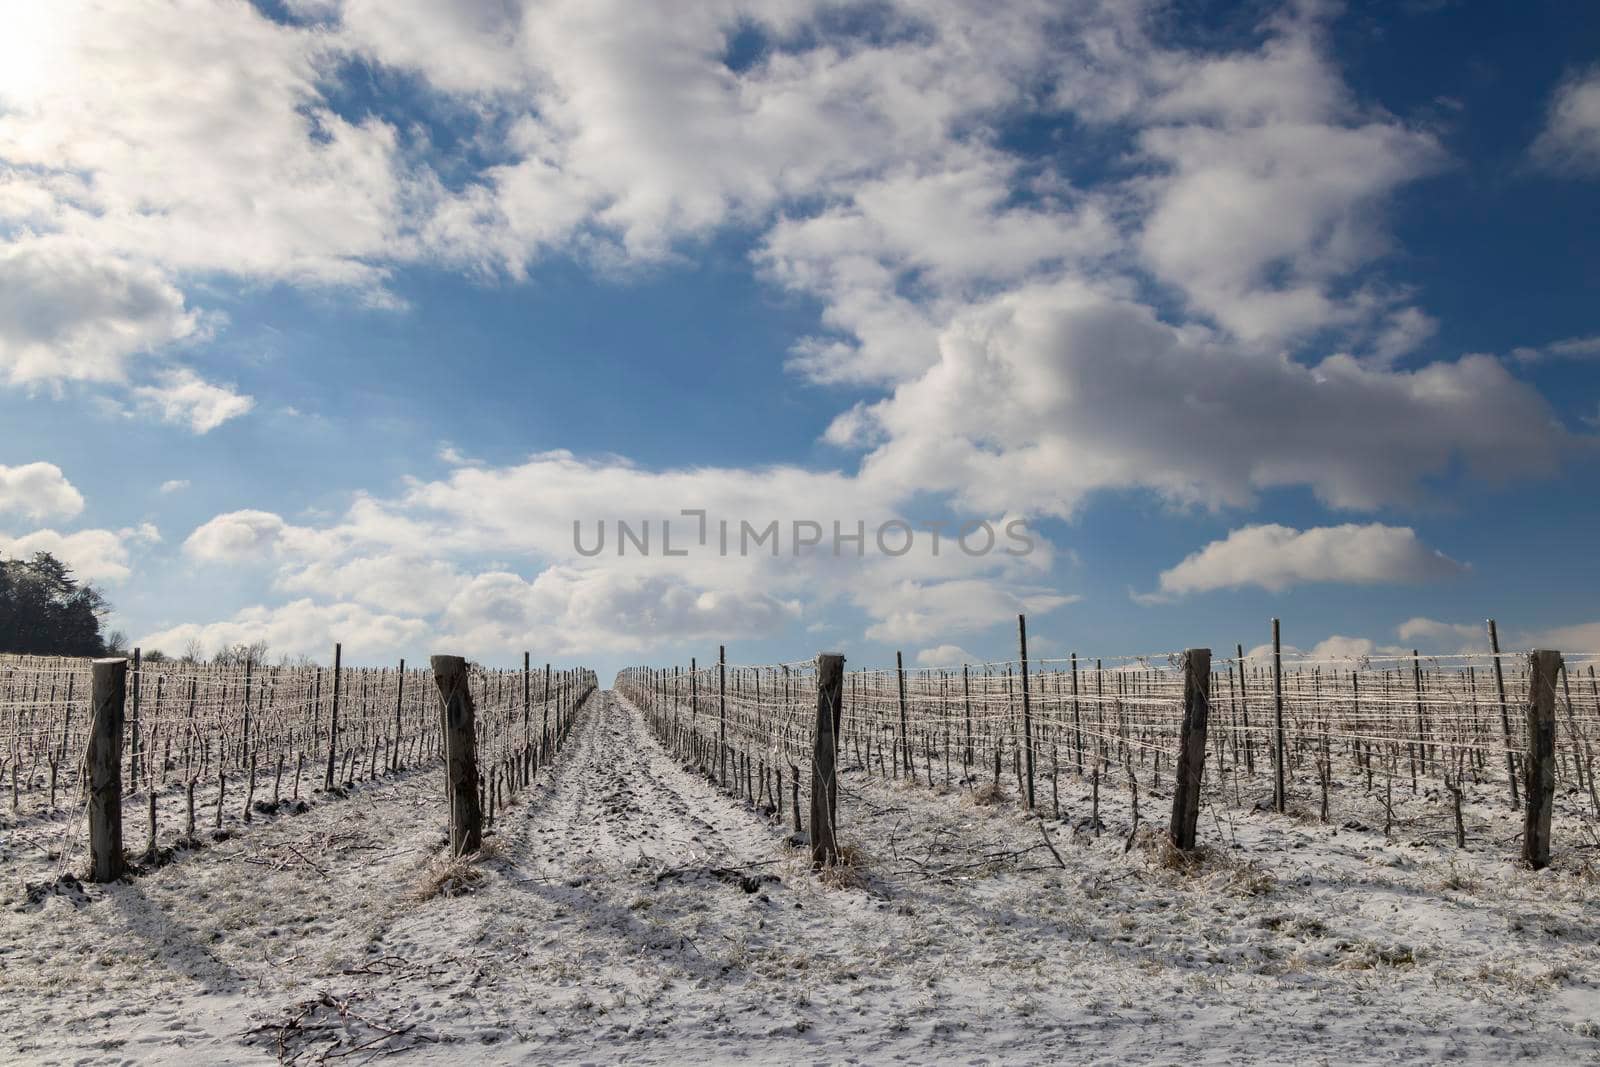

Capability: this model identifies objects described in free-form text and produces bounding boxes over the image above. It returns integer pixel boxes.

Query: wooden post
[325,642,342,790]
[895,651,911,774]
[1236,643,1253,776]
[1487,619,1519,807]
[1017,615,1035,810]
[542,663,552,762]
[718,645,727,788]
[1521,649,1562,870]
[962,663,974,776]
[810,652,845,867]
[241,655,253,771]
[1169,648,1212,851]
[1070,652,1083,775]
[129,647,141,790]
[1271,619,1286,813]
[431,655,483,856]
[1410,650,1429,778]
[88,658,128,882]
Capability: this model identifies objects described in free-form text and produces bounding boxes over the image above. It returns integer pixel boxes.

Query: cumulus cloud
[915,644,979,667]
[139,598,429,662]
[10,1,1580,659]
[1396,618,1600,659]
[1,522,159,583]
[1531,66,1600,176]
[1511,334,1600,364]
[1239,632,1410,664]
[1522,621,1600,657]
[0,0,411,410]
[438,567,802,657]
[0,238,198,385]
[1307,635,1376,661]
[4,0,1578,478]
[1134,23,1445,345]
[861,579,1073,645]
[278,555,464,617]
[0,462,84,521]
[174,450,1073,656]
[183,510,326,561]
[1395,617,1484,648]
[1154,523,1466,597]
[130,368,254,433]
[158,479,190,494]
[846,284,1566,517]
[0,1,412,288]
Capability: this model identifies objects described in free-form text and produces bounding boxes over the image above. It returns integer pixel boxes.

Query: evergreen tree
[0,551,111,656]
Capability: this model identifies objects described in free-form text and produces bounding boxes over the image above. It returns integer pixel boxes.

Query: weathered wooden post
[541,662,552,762]
[895,650,911,775]
[1017,614,1035,810]
[1521,649,1562,869]
[431,655,483,856]
[128,647,141,789]
[810,652,845,867]
[1070,652,1083,775]
[1271,619,1286,813]
[324,642,342,790]
[718,645,728,788]
[392,658,406,773]
[88,657,128,882]
[1168,648,1212,851]
[1487,619,1519,807]
[1410,649,1430,778]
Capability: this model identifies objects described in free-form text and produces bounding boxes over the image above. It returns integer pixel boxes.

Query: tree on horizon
[0,551,113,657]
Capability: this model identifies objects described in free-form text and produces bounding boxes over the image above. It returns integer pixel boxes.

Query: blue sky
[0,0,1596,679]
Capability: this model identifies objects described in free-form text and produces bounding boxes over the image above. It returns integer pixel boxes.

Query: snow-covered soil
[3,691,1597,1064]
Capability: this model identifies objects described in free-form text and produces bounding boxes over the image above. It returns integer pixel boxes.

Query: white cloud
[1531,65,1600,176]
[0,462,84,521]
[8,2,1581,661]
[0,237,198,385]
[0,1,413,288]
[3,0,1576,484]
[1511,334,1600,364]
[1239,632,1408,664]
[130,368,255,433]
[844,283,1566,517]
[183,510,323,562]
[915,644,978,667]
[158,479,191,495]
[1522,621,1600,657]
[1155,523,1466,597]
[1396,618,1600,661]
[277,554,463,617]
[1,522,158,584]
[1395,616,1484,649]
[861,580,1074,645]
[0,0,414,411]
[438,567,802,657]
[138,598,429,662]
[1135,23,1445,346]
[174,449,1074,656]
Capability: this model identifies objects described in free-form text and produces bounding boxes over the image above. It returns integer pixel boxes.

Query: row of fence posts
[906,616,1565,868]
[80,650,594,882]
[663,614,1568,871]
[79,628,1569,880]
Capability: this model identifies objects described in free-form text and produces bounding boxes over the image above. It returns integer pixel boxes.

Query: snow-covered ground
[2,691,1597,1064]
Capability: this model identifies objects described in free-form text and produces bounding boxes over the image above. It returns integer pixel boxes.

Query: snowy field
[2,691,1597,1064]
